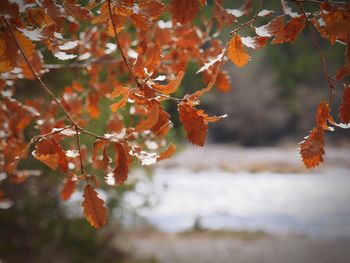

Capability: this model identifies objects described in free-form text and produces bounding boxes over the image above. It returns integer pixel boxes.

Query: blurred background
[1,0,350,262]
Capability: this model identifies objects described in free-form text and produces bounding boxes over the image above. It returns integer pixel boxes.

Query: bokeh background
[1,0,350,262]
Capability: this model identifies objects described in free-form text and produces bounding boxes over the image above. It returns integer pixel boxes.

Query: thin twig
[292,1,335,105]
[107,0,140,87]
[230,0,263,35]
[75,126,86,180]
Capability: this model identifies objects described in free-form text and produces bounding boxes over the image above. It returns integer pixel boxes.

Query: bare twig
[291,1,336,105]
[230,0,263,35]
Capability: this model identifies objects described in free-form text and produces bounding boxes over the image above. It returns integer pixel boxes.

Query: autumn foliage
[0,0,349,228]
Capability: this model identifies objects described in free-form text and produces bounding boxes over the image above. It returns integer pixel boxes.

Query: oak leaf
[272,16,306,44]
[157,143,176,161]
[227,35,250,67]
[153,71,184,95]
[113,143,131,185]
[82,184,107,228]
[316,101,333,130]
[33,138,68,172]
[169,0,200,24]
[339,85,350,124]
[60,174,76,201]
[299,127,325,169]
[178,102,208,146]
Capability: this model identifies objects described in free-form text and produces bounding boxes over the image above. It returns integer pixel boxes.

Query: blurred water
[125,168,350,239]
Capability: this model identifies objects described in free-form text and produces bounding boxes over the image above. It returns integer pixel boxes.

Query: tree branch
[3,17,106,140]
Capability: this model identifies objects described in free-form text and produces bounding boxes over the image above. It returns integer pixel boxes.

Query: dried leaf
[153,71,184,94]
[178,102,208,146]
[169,0,200,24]
[33,139,68,172]
[299,127,325,169]
[241,36,269,50]
[82,184,107,228]
[113,143,131,185]
[339,85,350,124]
[227,35,250,67]
[316,101,333,130]
[60,174,76,201]
[86,92,100,119]
[255,15,284,37]
[157,143,176,161]
[135,103,160,132]
[272,16,306,44]
[14,30,36,59]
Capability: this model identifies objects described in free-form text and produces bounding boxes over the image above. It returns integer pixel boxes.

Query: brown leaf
[227,35,250,67]
[299,127,325,169]
[14,30,36,59]
[86,92,100,119]
[33,138,68,172]
[60,174,76,201]
[63,0,91,21]
[92,139,109,170]
[135,102,160,132]
[316,101,333,130]
[215,71,231,93]
[169,0,200,24]
[241,36,269,50]
[272,16,306,44]
[339,84,350,124]
[255,15,285,37]
[113,143,131,185]
[151,107,170,135]
[109,86,129,112]
[178,102,208,146]
[153,71,184,94]
[213,0,236,29]
[82,184,107,228]
[157,143,176,161]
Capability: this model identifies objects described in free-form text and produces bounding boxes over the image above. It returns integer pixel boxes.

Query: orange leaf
[316,101,333,130]
[339,84,350,124]
[151,107,170,135]
[153,71,184,95]
[216,71,231,93]
[178,102,208,146]
[110,93,128,112]
[92,139,109,170]
[86,92,100,119]
[63,0,91,21]
[157,143,176,161]
[60,174,76,201]
[227,35,250,67]
[169,0,199,24]
[14,30,36,59]
[135,102,160,132]
[255,15,284,37]
[272,16,306,44]
[299,127,325,169]
[33,139,68,172]
[113,143,131,185]
[82,184,107,228]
